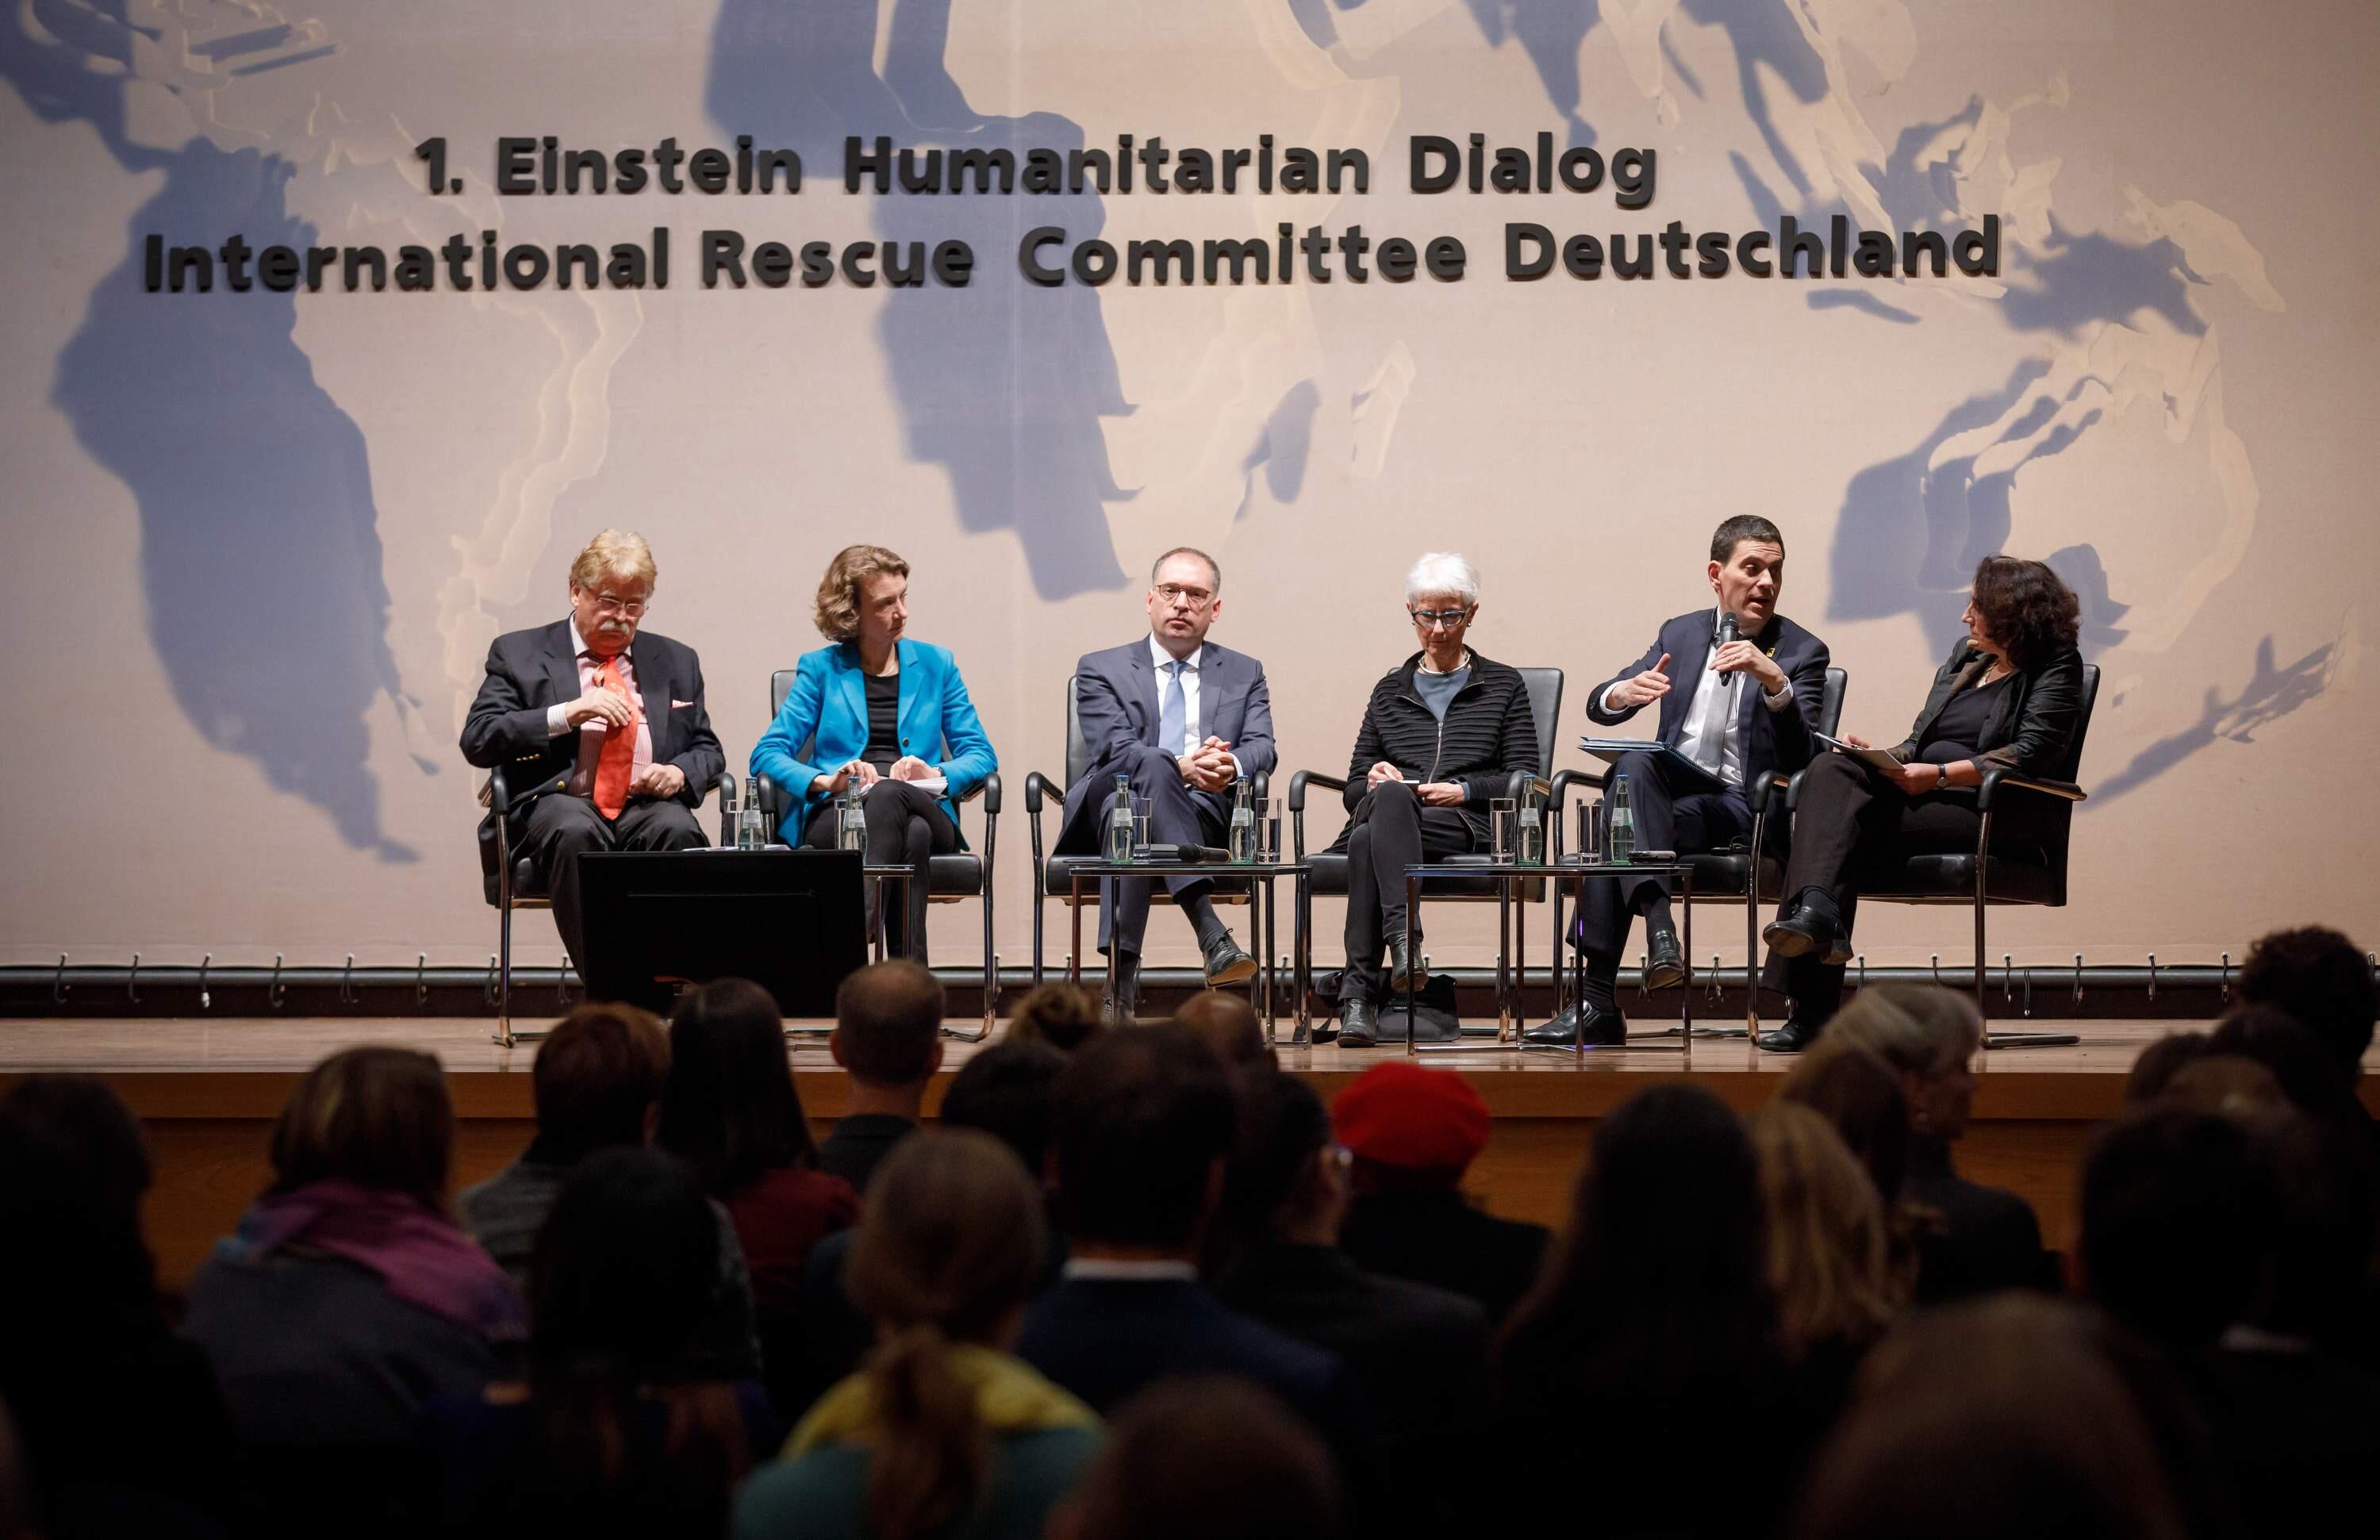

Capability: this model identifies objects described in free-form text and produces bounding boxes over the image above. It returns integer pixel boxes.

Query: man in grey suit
[1058,547,1276,1021]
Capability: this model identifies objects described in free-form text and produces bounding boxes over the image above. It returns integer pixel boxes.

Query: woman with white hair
[1326,554,1541,1045]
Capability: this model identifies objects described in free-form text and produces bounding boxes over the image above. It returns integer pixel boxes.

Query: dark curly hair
[1969,555,2080,670]
[2237,926,2375,1078]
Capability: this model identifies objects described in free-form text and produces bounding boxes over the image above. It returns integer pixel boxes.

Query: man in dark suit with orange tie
[462,529,724,969]
[1528,517,1829,1045]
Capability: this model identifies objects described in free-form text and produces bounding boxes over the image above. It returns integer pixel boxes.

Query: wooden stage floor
[6,1016,2374,1291]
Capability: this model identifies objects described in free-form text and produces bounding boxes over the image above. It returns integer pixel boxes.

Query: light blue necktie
[1158,659,1187,755]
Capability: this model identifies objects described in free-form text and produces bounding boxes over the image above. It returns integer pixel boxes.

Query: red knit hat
[1330,1062,1491,1169]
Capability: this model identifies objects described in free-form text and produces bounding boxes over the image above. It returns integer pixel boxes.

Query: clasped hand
[1367,763,1464,805]
[1179,736,1237,793]
[816,756,935,797]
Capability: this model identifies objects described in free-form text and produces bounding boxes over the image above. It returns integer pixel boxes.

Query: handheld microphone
[1715,612,1741,689]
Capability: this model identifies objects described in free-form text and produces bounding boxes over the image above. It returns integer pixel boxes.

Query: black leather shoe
[1523,1001,1627,1047]
[1101,954,1140,1027]
[1387,935,1425,993]
[1643,927,1686,991]
[1338,997,1379,1047]
[1756,1012,1824,1054]
[1763,904,1841,962]
[1201,931,1259,987]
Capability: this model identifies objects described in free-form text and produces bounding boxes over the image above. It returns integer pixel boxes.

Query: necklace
[1982,657,2015,686]
[1419,651,1471,675]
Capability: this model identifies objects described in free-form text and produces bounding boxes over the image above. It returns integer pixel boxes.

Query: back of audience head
[1218,1071,1342,1267]
[1050,1024,1236,1252]
[2122,1031,2210,1105]
[939,1039,1068,1177]
[1000,981,1104,1054]
[1751,1103,1896,1358]
[2079,1106,2277,1348]
[269,1045,452,1206]
[2237,924,2374,1081]
[1779,1043,1910,1205]
[1502,1085,1773,1393]
[1173,990,1274,1068]
[2206,1004,2364,1127]
[1796,1296,2188,1540]
[533,1001,672,1162]
[0,1075,157,1327]
[656,977,818,1194]
[844,1129,1049,1540]
[520,1147,745,1525]
[1052,1377,1344,1540]
[1826,985,1979,1140]
[1330,1062,1491,1193]
[832,959,946,1089]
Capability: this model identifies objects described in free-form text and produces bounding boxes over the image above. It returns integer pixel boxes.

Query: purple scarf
[226,1179,525,1342]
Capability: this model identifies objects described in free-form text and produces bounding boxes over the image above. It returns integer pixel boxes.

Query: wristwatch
[1933,763,1949,790]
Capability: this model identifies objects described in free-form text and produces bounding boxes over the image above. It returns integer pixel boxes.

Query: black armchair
[1286,666,1564,1015]
[754,670,1001,1037]
[1803,664,2099,1047]
[1547,666,1848,1036]
[478,763,731,1048]
[1023,679,1266,985]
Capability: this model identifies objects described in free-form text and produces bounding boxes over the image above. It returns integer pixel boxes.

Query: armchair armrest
[1286,770,1346,861]
[1977,769,2086,812]
[1023,770,1062,866]
[757,774,781,841]
[1503,772,1552,804]
[1782,762,1829,814]
[1748,770,1791,816]
[974,770,1002,815]
[486,764,512,816]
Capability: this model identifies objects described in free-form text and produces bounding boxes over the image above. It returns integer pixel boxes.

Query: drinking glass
[1489,797,1517,861]
[1579,800,1602,866]
[1261,799,1281,864]
[1133,797,1154,854]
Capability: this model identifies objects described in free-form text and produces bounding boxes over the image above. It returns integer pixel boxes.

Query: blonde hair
[847,1130,1050,1540]
[568,529,658,592]
[1002,981,1104,1054]
[815,543,910,643]
[1828,984,1981,1079]
[1751,1102,1899,1356]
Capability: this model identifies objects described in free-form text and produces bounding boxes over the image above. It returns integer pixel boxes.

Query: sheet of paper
[1813,733,1908,777]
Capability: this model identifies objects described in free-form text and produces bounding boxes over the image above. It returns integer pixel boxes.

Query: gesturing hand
[565,686,634,729]
[1710,640,1788,695]
[1612,654,1673,710]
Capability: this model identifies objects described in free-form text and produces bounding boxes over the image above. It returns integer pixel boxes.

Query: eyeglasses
[1408,606,1473,630]
[589,593,650,617]
[1154,583,1215,609]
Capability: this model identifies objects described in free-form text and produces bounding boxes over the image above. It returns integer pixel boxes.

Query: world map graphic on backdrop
[0,0,2317,866]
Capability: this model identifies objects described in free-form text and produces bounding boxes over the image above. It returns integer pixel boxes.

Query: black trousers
[1571,749,1755,961]
[804,781,960,965]
[522,792,708,969]
[1761,751,2019,1020]
[1342,781,1476,998]
[1088,743,1230,956]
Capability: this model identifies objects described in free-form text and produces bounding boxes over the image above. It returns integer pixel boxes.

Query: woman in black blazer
[1758,555,2085,1050]
[1330,553,1541,1045]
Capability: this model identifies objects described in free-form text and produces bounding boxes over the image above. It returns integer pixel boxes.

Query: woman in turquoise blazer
[751,545,996,964]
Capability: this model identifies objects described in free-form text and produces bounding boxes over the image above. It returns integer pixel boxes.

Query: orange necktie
[591,655,641,819]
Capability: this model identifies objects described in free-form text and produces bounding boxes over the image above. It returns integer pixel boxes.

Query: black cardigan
[1338,651,1542,844]
[1890,641,2085,779]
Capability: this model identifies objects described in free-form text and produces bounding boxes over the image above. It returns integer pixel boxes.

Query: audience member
[1828,984,2049,1300]
[1211,1070,1487,1530]
[2081,1107,2274,1350]
[181,1048,521,1534]
[1017,1027,1371,1453]
[2157,1054,2288,1118]
[1000,981,1104,1054]
[2205,1004,2368,1131]
[2123,1030,2212,1105]
[739,1131,1100,1540]
[1796,1296,2192,1540]
[793,1040,1074,1419]
[1778,1042,1921,1290]
[429,1148,772,1538]
[1174,989,1274,1067]
[1750,1103,1900,1430]
[658,979,858,1311]
[1493,1084,1807,1538]
[2236,924,2375,1085]
[0,1075,239,1538]
[459,1003,761,1381]
[820,960,945,1191]
[1330,1062,1549,1326]
[1050,1377,1343,1540]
